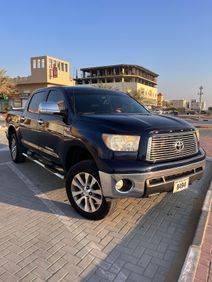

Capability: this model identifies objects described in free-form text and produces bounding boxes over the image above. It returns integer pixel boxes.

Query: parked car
[152,109,163,115]
[6,87,206,219]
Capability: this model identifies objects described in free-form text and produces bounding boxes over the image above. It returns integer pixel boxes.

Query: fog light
[115,179,133,193]
[115,180,124,190]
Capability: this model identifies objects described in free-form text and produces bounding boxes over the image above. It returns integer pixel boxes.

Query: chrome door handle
[20,117,26,123]
[38,119,44,125]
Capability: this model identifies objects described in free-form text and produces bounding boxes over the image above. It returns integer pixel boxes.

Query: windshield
[74,90,149,115]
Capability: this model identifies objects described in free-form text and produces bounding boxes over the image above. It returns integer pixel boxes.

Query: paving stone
[138,254,152,268]
[143,262,158,279]
[0,137,210,282]
[128,272,151,282]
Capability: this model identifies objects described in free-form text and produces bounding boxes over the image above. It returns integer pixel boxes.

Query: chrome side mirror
[38,101,63,115]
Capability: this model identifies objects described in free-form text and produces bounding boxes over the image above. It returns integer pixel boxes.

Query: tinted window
[73,89,149,115]
[47,90,65,110]
[47,90,64,103]
[28,91,48,113]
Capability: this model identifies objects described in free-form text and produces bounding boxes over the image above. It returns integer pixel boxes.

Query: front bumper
[99,150,206,198]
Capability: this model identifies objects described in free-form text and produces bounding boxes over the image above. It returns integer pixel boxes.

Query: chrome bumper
[99,159,205,198]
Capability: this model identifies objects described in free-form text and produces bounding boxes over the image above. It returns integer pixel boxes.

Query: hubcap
[71,172,103,213]
[11,138,17,159]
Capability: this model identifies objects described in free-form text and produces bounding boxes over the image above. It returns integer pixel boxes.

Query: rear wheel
[66,160,116,220]
[9,133,26,163]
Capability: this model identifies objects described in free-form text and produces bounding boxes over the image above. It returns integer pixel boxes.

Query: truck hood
[78,113,194,134]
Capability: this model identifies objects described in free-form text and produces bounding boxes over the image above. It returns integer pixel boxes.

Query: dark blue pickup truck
[6,86,205,219]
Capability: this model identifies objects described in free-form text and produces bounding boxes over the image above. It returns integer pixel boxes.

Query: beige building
[14,55,74,106]
[75,64,158,105]
[190,99,206,111]
[157,92,164,107]
[169,99,189,109]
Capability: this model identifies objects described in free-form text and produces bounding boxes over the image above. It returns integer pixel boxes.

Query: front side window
[28,92,48,113]
[47,90,65,110]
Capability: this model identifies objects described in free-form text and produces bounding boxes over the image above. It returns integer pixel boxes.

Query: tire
[9,133,26,163]
[66,160,117,220]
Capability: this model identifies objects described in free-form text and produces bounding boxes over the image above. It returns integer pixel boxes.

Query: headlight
[102,134,140,152]
[195,129,200,147]
[195,129,200,142]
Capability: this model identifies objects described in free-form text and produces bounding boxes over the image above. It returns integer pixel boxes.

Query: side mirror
[38,101,65,115]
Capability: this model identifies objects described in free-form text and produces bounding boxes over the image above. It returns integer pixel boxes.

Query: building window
[58,62,60,70]
[41,59,45,68]
[32,59,36,69]
[37,59,41,68]
[61,63,64,71]
[48,59,51,68]
[65,64,68,72]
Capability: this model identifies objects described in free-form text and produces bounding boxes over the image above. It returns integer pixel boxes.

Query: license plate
[173,178,189,193]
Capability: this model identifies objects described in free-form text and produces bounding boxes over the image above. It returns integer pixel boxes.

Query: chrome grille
[146,131,198,162]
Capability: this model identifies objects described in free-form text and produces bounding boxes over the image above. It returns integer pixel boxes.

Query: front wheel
[66,160,116,220]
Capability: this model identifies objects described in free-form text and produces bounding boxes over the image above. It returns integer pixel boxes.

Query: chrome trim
[99,158,205,198]
[146,167,203,188]
[146,136,152,161]
[22,139,59,158]
[22,153,64,179]
[146,131,198,162]
[38,101,61,114]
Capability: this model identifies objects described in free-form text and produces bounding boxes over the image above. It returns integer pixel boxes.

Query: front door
[37,89,69,164]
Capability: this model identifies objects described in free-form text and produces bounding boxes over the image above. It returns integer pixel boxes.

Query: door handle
[38,119,44,125]
[20,117,26,123]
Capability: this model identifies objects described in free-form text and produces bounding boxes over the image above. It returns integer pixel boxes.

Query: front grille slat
[152,139,196,143]
[150,149,196,156]
[146,131,198,162]
[151,145,197,153]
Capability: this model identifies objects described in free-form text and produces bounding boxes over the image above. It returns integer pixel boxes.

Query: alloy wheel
[71,172,103,213]
[11,137,17,160]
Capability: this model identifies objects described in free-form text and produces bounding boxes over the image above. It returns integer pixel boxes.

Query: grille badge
[174,140,184,152]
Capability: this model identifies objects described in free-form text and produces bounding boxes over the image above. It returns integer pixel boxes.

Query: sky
[0,0,211,106]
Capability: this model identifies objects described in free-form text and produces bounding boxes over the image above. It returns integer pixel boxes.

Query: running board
[22,153,64,179]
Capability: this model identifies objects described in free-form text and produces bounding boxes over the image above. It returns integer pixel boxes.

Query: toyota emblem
[174,140,184,151]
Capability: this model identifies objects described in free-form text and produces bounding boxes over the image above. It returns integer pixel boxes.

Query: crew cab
[6,86,206,219]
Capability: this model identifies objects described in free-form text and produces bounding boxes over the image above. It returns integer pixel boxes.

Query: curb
[178,160,212,282]
[194,124,212,129]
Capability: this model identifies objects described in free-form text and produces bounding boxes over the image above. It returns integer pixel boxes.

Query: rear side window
[28,91,48,113]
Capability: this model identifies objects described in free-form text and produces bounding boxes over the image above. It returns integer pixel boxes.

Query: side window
[28,91,48,113]
[47,90,65,110]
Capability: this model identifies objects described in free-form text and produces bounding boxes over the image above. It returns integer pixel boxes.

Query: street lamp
[198,86,203,118]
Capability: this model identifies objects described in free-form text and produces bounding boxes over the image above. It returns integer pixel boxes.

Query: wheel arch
[8,125,17,139]
[64,140,97,173]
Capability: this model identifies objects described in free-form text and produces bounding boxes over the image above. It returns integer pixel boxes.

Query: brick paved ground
[0,127,211,281]
[194,201,212,282]
[200,137,212,157]
[199,128,212,157]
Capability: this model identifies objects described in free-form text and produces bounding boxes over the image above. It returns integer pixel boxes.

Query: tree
[0,68,19,99]
[128,89,144,103]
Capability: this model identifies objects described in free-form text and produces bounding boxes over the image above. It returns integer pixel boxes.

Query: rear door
[20,90,48,151]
